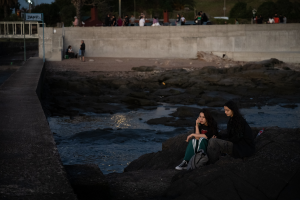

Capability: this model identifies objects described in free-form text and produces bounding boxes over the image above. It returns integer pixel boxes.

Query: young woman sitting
[207,101,255,164]
[176,109,218,170]
[67,45,75,58]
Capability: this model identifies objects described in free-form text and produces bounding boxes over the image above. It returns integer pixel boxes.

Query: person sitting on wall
[68,45,75,58]
[73,16,78,27]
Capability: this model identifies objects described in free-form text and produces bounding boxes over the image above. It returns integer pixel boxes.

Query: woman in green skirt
[175,109,218,170]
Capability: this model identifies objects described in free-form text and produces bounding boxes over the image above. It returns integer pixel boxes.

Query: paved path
[0,58,77,199]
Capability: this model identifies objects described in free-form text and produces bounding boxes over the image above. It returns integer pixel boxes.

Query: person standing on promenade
[123,15,129,26]
[181,14,186,25]
[73,16,78,27]
[130,15,135,26]
[235,19,239,24]
[117,16,123,26]
[176,14,181,26]
[139,16,145,26]
[111,15,116,26]
[279,15,284,23]
[195,12,201,25]
[283,16,287,24]
[274,14,280,23]
[105,14,110,26]
[80,40,85,62]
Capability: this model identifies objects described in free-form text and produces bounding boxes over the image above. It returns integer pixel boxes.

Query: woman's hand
[195,117,201,126]
[186,134,194,142]
[212,135,217,139]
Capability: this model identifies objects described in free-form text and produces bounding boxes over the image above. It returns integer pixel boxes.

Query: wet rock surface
[42,58,300,118]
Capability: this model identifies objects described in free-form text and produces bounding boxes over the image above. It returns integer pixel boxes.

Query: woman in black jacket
[207,101,255,163]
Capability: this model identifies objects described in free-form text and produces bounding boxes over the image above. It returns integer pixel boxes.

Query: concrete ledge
[0,58,77,199]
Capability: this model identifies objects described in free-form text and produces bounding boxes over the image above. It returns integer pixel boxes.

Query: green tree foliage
[229,2,252,19]
[31,3,60,26]
[257,1,277,18]
[0,0,19,19]
[60,5,76,26]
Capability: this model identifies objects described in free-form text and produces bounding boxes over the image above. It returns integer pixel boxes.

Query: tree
[0,0,18,18]
[31,3,60,26]
[71,0,84,26]
[257,2,277,18]
[229,2,252,19]
[60,5,76,26]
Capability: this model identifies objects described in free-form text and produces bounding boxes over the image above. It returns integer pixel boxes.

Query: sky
[19,0,54,9]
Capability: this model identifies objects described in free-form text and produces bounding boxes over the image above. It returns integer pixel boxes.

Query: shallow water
[48,103,300,174]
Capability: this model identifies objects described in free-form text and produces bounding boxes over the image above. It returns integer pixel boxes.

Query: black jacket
[193,124,218,140]
[227,117,255,158]
[105,16,110,26]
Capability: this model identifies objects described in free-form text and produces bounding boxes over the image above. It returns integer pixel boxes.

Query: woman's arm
[186,133,207,142]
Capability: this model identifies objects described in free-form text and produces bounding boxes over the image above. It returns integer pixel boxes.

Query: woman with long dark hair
[207,101,255,164]
[175,109,218,170]
[176,14,181,26]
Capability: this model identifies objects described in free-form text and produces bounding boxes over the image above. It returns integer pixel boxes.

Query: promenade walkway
[0,58,77,199]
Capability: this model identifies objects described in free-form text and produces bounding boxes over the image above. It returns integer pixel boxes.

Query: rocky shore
[42,58,300,199]
[42,58,300,119]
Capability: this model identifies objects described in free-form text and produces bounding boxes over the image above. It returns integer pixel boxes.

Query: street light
[27,0,33,13]
[119,0,121,17]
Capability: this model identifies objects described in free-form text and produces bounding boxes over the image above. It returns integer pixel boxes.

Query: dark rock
[122,97,157,106]
[280,104,298,109]
[64,164,110,200]
[127,92,148,99]
[131,66,163,72]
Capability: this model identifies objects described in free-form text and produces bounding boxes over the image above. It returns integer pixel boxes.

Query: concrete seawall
[0,58,77,199]
[39,24,300,63]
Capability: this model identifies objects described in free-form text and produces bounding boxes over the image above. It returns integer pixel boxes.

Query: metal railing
[0,21,46,38]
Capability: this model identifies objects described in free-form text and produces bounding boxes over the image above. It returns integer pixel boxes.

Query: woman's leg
[207,138,233,164]
[183,139,199,162]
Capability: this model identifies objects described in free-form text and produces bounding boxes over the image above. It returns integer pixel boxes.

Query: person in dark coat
[207,101,255,163]
[105,14,110,26]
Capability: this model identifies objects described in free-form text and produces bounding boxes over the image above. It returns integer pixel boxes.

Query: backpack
[187,149,209,170]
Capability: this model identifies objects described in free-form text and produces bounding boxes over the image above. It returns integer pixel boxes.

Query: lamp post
[119,0,121,17]
[27,0,33,13]
[223,0,226,17]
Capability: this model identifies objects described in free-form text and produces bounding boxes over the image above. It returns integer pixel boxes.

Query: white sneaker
[175,160,188,170]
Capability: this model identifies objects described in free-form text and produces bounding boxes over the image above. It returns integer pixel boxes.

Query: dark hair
[224,100,244,130]
[199,109,218,136]
[198,12,200,15]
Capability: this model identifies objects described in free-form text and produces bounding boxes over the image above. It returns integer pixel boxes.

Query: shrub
[229,2,252,19]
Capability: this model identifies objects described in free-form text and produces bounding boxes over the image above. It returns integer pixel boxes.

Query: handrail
[0,21,46,37]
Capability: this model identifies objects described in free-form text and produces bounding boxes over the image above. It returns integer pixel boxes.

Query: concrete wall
[38,27,63,61]
[40,24,300,63]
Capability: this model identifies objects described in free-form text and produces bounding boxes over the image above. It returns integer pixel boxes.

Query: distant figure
[123,15,129,26]
[105,14,110,26]
[176,13,181,26]
[257,15,263,24]
[274,14,280,23]
[202,12,208,25]
[283,16,287,24]
[181,14,186,25]
[279,15,284,23]
[73,16,78,27]
[195,12,201,25]
[235,19,239,24]
[80,40,85,62]
[139,16,145,26]
[117,16,123,26]
[111,15,116,26]
[268,17,274,24]
[152,16,160,26]
[67,45,75,58]
[130,15,135,26]
[224,21,227,24]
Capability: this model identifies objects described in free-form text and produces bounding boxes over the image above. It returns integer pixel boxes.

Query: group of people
[253,14,287,24]
[65,40,86,62]
[175,100,255,170]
